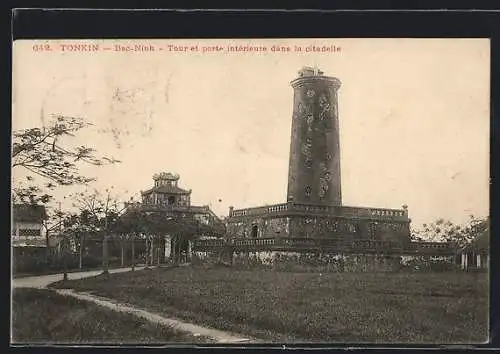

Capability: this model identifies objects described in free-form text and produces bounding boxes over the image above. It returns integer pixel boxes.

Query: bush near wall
[191,251,224,266]
[192,251,402,272]
[399,256,459,272]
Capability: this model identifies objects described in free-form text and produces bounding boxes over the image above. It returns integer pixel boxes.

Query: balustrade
[229,202,407,220]
[140,203,197,211]
[193,237,454,255]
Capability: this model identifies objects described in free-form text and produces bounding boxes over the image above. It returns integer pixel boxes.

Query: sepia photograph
[11,38,489,345]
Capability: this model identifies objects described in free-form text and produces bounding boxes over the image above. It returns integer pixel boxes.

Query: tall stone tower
[286,67,342,206]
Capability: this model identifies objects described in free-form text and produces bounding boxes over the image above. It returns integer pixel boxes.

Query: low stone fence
[235,251,402,272]
[193,250,401,272]
[191,250,459,273]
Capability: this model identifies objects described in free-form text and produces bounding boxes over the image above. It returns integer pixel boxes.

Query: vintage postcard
[11,38,489,345]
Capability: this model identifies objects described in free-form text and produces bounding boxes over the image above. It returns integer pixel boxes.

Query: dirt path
[12,266,256,344]
[54,289,253,343]
[12,267,146,289]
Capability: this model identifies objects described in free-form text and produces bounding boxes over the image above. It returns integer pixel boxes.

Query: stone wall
[288,216,409,243]
[192,250,233,265]
[400,255,457,271]
[191,250,459,272]
[227,251,401,272]
[226,217,290,238]
[191,251,218,265]
[227,214,410,245]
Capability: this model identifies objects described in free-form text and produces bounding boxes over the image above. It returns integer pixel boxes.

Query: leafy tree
[111,207,149,269]
[143,213,177,266]
[411,215,489,248]
[12,115,120,205]
[72,188,124,223]
[132,212,212,265]
[450,215,489,248]
[57,208,102,269]
[70,188,132,273]
[88,199,227,266]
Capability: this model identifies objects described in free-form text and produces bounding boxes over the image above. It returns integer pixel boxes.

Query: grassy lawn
[50,266,489,344]
[11,288,213,344]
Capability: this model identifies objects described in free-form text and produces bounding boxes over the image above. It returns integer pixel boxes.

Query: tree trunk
[173,237,177,264]
[171,237,175,264]
[177,237,182,263]
[131,237,135,271]
[63,238,68,281]
[102,217,109,276]
[79,233,84,269]
[157,236,161,267]
[144,238,149,268]
[151,237,155,266]
[121,238,125,267]
[45,229,50,264]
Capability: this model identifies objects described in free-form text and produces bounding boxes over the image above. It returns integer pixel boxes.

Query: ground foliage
[11,288,211,344]
[51,267,489,344]
[411,215,489,248]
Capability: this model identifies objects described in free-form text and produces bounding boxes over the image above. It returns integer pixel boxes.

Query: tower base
[226,201,411,246]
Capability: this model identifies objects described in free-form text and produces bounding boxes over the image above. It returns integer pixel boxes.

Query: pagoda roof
[153,172,180,181]
[141,184,191,195]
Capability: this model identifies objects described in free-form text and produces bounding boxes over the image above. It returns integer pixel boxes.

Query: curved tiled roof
[141,184,190,195]
[153,172,180,181]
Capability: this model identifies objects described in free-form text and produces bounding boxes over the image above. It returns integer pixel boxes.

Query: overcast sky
[12,38,490,227]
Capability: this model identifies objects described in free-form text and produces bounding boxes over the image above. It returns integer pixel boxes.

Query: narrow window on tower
[305,185,312,197]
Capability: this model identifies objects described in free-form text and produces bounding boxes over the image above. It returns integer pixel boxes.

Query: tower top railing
[290,67,341,89]
[298,66,324,77]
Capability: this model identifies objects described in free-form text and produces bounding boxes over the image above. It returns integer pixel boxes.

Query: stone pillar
[164,235,172,261]
[461,253,466,269]
[287,67,342,206]
[477,254,481,268]
[188,240,193,262]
